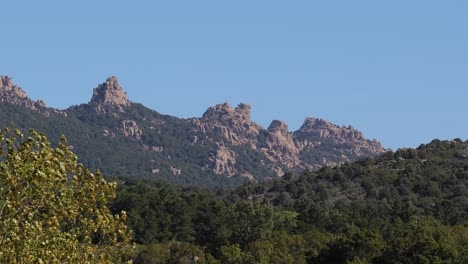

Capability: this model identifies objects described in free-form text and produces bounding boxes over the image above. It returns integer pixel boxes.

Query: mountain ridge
[0,75,385,187]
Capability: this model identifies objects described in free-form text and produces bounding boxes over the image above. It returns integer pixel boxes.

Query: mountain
[0,75,385,187]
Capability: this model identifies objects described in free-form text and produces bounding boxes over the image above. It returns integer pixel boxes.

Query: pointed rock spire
[91,76,131,106]
[202,102,253,123]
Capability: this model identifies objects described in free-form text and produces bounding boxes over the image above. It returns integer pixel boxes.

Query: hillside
[0,75,384,187]
[111,139,468,263]
[231,138,468,225]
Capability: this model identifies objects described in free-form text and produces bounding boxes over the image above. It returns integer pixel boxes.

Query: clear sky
[1,1,467,150]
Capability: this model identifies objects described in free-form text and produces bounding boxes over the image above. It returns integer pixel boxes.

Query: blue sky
[1,1,467,149]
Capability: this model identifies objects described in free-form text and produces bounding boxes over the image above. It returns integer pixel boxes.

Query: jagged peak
[294,117,383,146]
[268,120,289,135]
[1,75,28,99]
[90,76,131,106]
[202,102,253,122]
[0,75,47,109]
[0,75,28,99]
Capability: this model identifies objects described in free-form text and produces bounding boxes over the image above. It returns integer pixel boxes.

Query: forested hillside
[111,139,468,263]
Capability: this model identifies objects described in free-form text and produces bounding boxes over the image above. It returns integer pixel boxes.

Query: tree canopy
[0,128,132,263]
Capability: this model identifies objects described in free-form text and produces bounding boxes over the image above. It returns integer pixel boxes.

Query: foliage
[134,242,208,264]
[112,139,468,263]
[231,139,468,227]
[0,128,132,263]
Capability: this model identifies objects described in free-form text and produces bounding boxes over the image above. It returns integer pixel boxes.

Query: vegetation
[0,129,132,263]
[1,127,466,263]
[110,139,467,263]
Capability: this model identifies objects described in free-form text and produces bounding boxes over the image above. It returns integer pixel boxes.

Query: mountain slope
[231,139,468,225]
[0,75,385,187]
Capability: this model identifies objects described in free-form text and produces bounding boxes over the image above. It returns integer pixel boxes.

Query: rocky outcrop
[260,120,301,168]
[194,103,262,145]
[208,144,237,176]
[295,118,364,142]
[294,117,384,158]
[91,76,131,109]
[170,166,182,175]
[121,120,143,139]
[191,105,385,176]
[0,76,46,110]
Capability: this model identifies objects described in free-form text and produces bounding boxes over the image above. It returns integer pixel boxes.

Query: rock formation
[209,144,237,176]
[170,166,182,175]
[121,120,143,139]
[91,76,131,108]
[294,117,384,159]
[295,117,364,141]
[192,103,262,145]
[261,120,301,168]
[0,76,46,110]
[191,105,385,175]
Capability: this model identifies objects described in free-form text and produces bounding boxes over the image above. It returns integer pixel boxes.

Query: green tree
[228,202,274,249]
[0,129,132,263]
[382,218,467,264]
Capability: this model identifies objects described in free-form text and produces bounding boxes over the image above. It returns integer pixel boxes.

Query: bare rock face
[261,120,301,168]
[191,103,385,176]
[0,76,46,110]
[190,103,265,176]
[208,144,237,176]
[91,76,131,107]
[193,103,262,145]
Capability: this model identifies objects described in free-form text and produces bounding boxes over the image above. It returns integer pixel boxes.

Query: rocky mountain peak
[196,102,261,147]
[91,76,131,106]
[202,103,253,123]
[295,117,366,141]
[0,75,29,99]
[0,75,46,110]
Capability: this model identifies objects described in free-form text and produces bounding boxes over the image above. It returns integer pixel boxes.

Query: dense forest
[110,139,468,263]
